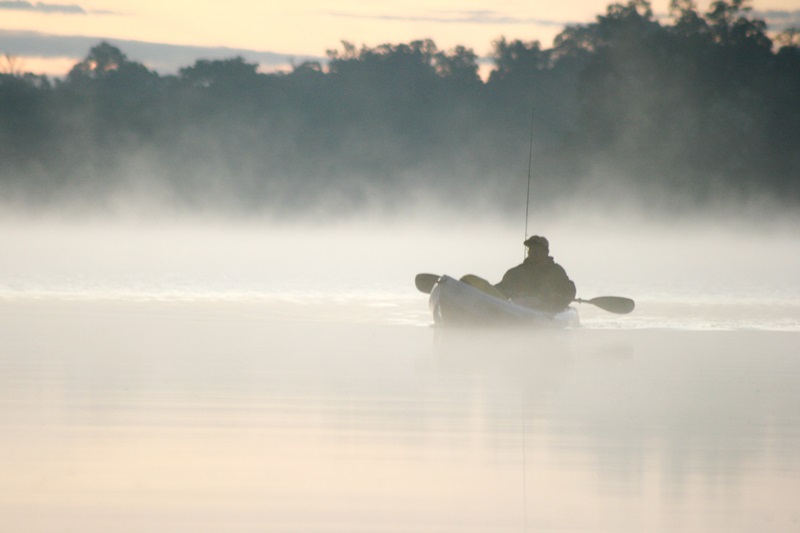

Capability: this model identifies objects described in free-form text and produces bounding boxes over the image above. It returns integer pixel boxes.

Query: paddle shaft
[574,296,635,314]
[417,273,634,314]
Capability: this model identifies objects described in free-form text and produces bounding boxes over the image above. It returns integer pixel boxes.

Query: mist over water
[0,207,797,329]
[1,204,799,532]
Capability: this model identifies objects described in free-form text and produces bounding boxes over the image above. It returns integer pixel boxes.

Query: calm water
[1,218,799,532]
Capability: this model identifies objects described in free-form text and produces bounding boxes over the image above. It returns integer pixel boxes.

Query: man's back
[496,255,576,313]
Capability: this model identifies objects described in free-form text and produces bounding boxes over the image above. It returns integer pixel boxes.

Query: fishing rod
[523,106,535,261]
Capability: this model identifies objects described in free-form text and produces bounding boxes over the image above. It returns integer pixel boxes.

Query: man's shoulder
[502,262,527,277]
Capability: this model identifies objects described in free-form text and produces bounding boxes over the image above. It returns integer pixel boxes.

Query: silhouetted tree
[179,57,260,91]
[0,73,51,170]
[434,45,480,87]
[1,0,798,211]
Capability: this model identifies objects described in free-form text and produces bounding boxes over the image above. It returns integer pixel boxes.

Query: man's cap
[524,235,549,250]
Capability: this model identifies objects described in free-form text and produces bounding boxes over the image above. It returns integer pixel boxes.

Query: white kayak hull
[429,275,579,328]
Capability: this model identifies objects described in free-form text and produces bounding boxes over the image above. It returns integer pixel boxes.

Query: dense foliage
[1,0,798,214]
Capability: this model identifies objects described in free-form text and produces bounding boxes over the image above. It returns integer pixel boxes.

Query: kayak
[428,275,580,328]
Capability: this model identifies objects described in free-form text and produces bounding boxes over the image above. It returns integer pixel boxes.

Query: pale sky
[1,0,798,76]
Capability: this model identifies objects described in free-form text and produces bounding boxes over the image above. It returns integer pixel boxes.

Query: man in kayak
[494,235,576,313]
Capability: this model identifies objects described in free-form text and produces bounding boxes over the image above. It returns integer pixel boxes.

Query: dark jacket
[495,256,576,313]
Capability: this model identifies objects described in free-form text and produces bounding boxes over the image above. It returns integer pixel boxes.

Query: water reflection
[1,301,799,532]
[431,328,800,532]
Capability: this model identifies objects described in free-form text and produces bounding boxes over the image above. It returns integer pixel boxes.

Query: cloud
[754,10,800,32]
[755,9,800,21]
[0,1,86,14]
[330,7,800,33]
[327,9,573,28]
[0,29,325,74]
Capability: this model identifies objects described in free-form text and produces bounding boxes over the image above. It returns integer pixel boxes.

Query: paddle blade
[579,296,635,314]
[415,273,440,294]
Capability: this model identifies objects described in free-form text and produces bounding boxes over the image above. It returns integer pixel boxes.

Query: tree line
[1,0,798,215]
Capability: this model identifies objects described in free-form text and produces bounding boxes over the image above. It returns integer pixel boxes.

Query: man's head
[524,235,549,258]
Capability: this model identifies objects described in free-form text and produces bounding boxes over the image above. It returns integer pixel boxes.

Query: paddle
[415,273,440,294]
[574,296,635,314]
[415,273,635,314]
